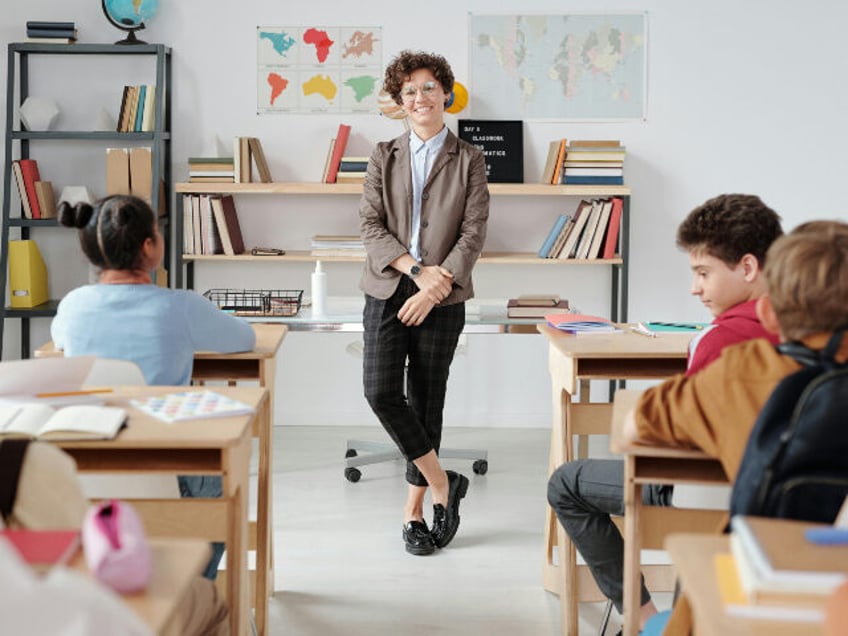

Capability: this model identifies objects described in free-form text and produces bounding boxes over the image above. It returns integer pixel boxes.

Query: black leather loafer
[403,520,435,556]
[431,470,469,548]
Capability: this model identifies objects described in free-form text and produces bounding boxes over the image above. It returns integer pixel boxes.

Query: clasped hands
[397,265,454,326]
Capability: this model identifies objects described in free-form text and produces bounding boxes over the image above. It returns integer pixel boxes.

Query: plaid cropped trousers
[363,276,465,486]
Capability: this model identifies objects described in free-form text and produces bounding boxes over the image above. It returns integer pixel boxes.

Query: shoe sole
[435,473,469,548]
[405,543,435,556]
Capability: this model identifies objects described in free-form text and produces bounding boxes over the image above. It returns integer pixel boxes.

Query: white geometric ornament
[18,97,60,131]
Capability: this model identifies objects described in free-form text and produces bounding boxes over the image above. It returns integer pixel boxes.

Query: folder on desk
[8,239,48,308]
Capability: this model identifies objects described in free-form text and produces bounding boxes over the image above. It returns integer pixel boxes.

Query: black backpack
[729,328,848,523]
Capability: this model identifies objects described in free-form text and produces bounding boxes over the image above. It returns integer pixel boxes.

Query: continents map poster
[470,14,646,120]
[257,26,382,114]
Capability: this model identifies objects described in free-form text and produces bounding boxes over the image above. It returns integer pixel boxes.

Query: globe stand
[114,28,147,46]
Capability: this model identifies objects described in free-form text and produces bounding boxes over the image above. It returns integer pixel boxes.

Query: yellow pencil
[35,388,114,398]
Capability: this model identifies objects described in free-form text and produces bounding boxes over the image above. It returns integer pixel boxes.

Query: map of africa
[257,26,382,114]
[470,14,646,120]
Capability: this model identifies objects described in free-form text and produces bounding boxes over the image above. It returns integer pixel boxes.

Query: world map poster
[257,26,382,114]
[470,14,646,120]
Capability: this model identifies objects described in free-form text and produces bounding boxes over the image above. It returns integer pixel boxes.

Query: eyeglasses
[401,81,439,101]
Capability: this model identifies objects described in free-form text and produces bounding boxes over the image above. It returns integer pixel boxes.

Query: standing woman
[359,50,489,556]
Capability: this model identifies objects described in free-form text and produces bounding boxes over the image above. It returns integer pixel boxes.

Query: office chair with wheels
[342,340,489,483]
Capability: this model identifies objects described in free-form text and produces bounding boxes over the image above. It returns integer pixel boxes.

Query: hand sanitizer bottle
[311,260,327,317]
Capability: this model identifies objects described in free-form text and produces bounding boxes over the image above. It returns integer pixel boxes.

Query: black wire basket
[203,288,303,317]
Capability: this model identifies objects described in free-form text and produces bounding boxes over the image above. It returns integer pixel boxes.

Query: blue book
[563,175,625,185]
[134,85,146,132]
[538,214,568,258]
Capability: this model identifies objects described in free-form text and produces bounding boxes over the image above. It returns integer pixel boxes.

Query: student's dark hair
[57,195,156,271]
[676,194,783,267]
[384,50,454,105]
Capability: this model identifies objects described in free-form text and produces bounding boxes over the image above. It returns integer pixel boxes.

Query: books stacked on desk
[507,294,568,319]
[310,234,365,257]
[562,139,625,186]
[26,20,78,44]
[714,516,848,622]
[538,197,623,260]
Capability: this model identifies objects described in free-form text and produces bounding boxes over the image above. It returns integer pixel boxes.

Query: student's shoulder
[712,337,798,380]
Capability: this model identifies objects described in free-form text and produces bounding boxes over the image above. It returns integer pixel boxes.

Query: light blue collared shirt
[408,126,448,261]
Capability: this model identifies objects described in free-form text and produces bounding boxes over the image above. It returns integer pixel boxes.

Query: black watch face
[410,265,421,276]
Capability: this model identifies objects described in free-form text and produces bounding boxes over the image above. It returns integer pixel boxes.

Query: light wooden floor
[256,425,629,636]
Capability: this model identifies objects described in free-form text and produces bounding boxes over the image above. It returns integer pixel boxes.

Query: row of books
[116,85,156,133]
[25,20,77,44]
[188,137,272,184]
[716,515,848,623]
[538,197,624,260]
[334,156,369,184]
[310,234,365,257]
[11,158,56,219]
[181,194,245,256]
[321,123,351,183]
[540,139,626,186]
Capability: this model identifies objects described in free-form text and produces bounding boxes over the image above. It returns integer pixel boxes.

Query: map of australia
[471,14,646,120]
[257,26,382,113]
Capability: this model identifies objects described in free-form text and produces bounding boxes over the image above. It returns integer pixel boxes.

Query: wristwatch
[409,264,421,278]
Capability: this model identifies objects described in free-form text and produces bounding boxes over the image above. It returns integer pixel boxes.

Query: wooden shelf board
[182,251,623,265]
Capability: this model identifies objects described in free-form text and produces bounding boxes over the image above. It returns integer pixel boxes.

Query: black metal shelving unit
[0,43,172,359]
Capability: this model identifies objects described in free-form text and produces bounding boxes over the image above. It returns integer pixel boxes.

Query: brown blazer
[358,129,489,303]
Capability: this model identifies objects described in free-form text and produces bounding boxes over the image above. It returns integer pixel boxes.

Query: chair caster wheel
[345,449,357,458]
[344,467,361,483]
[472,459,488,475]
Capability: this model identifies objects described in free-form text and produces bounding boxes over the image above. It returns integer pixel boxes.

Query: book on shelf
[714,552,826,622]
[0,529,80,573]
[26,21,76,30]
[130,389,255,423]
[539,140,562,185]
[564,167,624,177]
[545,313,622,334]
[188,156,236,166]
[339,157,369,172]
[34,181,56,219]
[320,138,336,183]
[586,199,613,259]
[547,216,575,259]
[198,194,222,255]
[189,175,236,183]
[25,37,77,44]
[210,194,246,255]
[18,159,43,219]
[133,85,146,132]
[248,137,273,182]
[0,403,128,441]
[336,175,366,184]
[140,84,155,132]
[511,294,562,307]
[563,148,627,162]
[601,197,624,259]
[324,124,351,183]
[569,139,622,147]
[191,195,202,255]
[563,175,625,186]
[550,138,568,185]
[507,298,569,318]
[182,195,194,254]
[189,170,236,178]
[557,200,593,260]
[538,214,568,258]
[26,28,78,39]
[310,234,365,256]
[564,160,624,169]
[574,201,602,260]
[458,119,524,183]
[11,161,33,219]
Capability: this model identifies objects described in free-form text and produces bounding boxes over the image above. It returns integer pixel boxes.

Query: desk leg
[622,456,641,636]
[224,433,253,636]
[254,389,273,636]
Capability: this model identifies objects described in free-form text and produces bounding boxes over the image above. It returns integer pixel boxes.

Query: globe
[102,0,159,45]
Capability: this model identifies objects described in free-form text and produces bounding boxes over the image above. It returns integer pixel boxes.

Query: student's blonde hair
[764,220,848,341]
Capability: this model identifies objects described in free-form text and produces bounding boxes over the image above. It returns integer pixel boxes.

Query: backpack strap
[777,326,848,368]
[0,439,31,524]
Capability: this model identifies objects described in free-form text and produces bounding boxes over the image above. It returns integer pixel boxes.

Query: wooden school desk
[57,385,269,636]
[536,324,693,636]
[610,389,729,636]
[69,537,211,636]
[35,322,286,636]
[665,533,825,636]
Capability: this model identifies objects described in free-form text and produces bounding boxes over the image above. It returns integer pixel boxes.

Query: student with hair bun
[51,194,256,580]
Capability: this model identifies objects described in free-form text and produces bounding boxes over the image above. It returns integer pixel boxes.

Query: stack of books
[26,20,77,44]
[716,515,848,623]
[335,156,369,184]
[181,194,245,256]
[537,197,624,260]
[11,158,55,219]
[310,234,365,257]
[562,140,626,185]
[188,156,235,183]
[116,85,156,132]
[507,294,569,319]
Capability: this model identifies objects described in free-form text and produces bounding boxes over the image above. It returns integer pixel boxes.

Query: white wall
[2,1,847,429]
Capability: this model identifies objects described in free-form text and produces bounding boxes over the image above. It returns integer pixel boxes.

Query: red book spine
[602,197,624,259]
[18,159,42,219]
[324,124,351,184]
